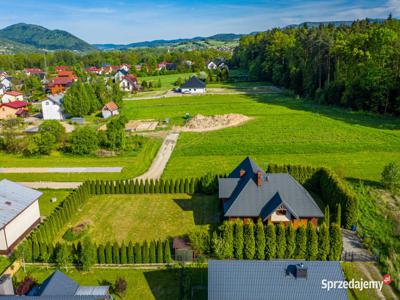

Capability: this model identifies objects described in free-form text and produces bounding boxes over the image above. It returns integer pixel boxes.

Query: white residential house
[207,61,218,70]
[114,69,129,82]
[180,76,206,94]
[0,77,12,90]
[1,91,23,103]
[102,101,119,119]
[0,179,42,254]
[42,94,64,120]
[119,75,138,92]
[120,64,130,72]
[0,84,5,96]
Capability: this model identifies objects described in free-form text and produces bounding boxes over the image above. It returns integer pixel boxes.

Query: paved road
[341,229,374,261]
[135,132,179,180]
[19,181,82,189]
[18,132,180,189]
[0,167,122,173]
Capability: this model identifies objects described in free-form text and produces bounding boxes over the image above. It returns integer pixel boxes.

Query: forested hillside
[232,18,400,115]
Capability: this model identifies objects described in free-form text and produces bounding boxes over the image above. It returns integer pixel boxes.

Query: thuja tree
[135,242,142,263]
[234,220,244,259]
[221,221,234,259]
[255,219,265,260]
[98,245,105,264]
[157,240,163,263]
[276,223,286,259]
[105,242,113,264]
[329,224,343,261]
[80,237,97,271]
[164,240,172,263]
[265,222,276,260]
[286,223,295,259]
[306,222,318,260]
[149,241,156,263]
[244,220,255,259]
[318,223,330,261]
[120,242,127,264]
[295,226,307,259]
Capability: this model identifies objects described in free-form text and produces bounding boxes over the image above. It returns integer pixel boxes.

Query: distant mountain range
[92,33,247,50]
[0,18,392,53]
[0,23,95,53]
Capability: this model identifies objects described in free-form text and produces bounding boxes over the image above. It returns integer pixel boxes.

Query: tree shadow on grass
[144,267,207,300]
[247,93,400,131]
[173,193,222,226]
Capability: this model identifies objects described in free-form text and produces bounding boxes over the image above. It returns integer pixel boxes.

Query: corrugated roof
[0,180,42,228]
[208,260,349,300]
[75,286,109,296]
[220,157,323,219]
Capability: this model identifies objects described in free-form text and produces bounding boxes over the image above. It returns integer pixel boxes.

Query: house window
[276,208,287,216]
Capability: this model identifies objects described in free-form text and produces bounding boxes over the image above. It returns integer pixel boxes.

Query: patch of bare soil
[72,220,91,233]
[178,113,251,132]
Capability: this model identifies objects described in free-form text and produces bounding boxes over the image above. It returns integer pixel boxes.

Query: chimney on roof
[257,172,262,187]
[295,263,308,279]
[240,169,246,177]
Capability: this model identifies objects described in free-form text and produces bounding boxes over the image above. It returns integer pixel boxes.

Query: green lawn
[15,266,181,300]
[123,93,400,181]
[59,193,220,243]
[137,73,195,91]
[38,189,71,217]
[0,138,162,182]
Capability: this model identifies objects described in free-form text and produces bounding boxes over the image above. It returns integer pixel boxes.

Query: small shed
[102,101,119,119]
[173,237,194,262]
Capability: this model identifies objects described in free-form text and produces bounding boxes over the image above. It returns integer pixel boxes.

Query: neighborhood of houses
[0,59,219,121]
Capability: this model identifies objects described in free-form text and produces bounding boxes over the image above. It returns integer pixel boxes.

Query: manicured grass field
[60,193,220,243]
[137,72,195,91]
[38,189,70,217]
[15,266,182,300]
[123,93,400,181]
[0,138,162,182]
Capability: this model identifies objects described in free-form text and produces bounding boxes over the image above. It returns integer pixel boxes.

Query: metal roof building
[208,260,349,300]
[0,179,42,254]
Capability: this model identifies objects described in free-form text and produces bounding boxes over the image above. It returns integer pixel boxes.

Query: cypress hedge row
[267,164,358,229]
[89,178,198,195]
[16,238,172,265]
[212,220,343,261]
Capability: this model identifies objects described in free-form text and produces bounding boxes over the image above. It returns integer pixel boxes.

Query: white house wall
[0,229,7,251]
[181,88,206,94]
[3,200,40,249]
[42,100,63,120]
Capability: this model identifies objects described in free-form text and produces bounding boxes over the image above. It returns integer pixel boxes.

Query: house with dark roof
[0,180,42,254]
[0,270,111,299]
[219,157,323,227]
[180,76,206,94]
[208,260,349,300]
[41,94,64,120]
[114,69,129,82]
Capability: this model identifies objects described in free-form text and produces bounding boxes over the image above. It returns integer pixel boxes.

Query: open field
[123,93,400,181]
[60,193,220,243]
[137,72,195,91]
[38,189,70,217]
[15,266,185,300]
[0,138,162,182]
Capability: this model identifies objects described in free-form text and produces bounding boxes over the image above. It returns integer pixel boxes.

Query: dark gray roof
[219,157,323,219]
[0,179,42,228]
[181,76,206,89]
[37,270,79,296]
[117,69,128,75]
[208,260,349,300]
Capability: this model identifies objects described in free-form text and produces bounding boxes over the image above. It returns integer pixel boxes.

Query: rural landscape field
[0,1,399,300]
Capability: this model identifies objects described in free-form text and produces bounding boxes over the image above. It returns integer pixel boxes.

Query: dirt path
[135,132,179,180]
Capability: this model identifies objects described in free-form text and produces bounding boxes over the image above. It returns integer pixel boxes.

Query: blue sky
[0,0,398,44]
